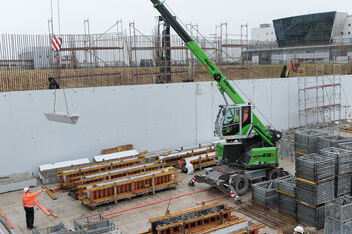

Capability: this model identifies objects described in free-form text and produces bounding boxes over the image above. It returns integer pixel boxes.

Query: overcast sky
[1,0,351,39]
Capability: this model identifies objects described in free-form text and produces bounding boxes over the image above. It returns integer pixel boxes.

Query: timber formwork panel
[142,202,264,234]
[73,163,166,198]
[81,167,180,207]
[179,152,217,171]
[58,156,146,189]
[158,145,215,166]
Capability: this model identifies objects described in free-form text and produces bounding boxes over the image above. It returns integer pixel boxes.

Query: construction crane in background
[280,59,305,78]
[151,0,286,202]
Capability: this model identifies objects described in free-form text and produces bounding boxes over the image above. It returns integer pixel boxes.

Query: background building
[246,11,352,64]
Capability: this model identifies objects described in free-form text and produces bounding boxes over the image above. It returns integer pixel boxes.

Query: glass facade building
[273,12,336,47]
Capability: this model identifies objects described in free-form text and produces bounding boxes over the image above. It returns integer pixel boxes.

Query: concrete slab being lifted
[0,172,37,194]
[44,112,80,124]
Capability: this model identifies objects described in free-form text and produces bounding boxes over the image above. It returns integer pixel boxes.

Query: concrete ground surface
[0,157,319,234]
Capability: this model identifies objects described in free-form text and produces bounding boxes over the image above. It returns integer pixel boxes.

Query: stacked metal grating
[316,135,351,154]
[32,223,68,234]
[277,175,296,217]
[294,129,328,156]
[320,147,352,197]
[297,201,325,229]
[295,154,335,228]
[338,141,352,151]
[73,214,116,234]
[252,180,278,208]
[324,195,352,234]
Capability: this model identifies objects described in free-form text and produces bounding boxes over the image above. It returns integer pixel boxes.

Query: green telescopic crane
[151,0,281,145]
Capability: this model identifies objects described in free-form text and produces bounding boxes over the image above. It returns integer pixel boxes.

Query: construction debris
[141,202,264,234]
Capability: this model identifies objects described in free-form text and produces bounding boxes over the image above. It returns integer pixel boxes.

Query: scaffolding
[298,64,349,126]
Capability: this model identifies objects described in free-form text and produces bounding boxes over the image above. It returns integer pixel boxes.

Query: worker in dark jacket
[22,187,43,229]
[48,77,60,89]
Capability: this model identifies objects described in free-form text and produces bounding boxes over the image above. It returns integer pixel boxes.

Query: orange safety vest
[22,190,42,208]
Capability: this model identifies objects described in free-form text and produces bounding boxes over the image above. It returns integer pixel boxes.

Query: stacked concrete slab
[0,172,37,194]
[295,154,335,229]
[321,147,352,197]
[324,195,352,234]
[252,180,278,208]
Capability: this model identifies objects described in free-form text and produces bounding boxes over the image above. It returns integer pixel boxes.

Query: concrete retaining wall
[0,76,351,176]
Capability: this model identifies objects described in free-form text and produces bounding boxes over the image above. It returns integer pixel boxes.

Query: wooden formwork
[101,144,134,155]
[81,167,181,207]
[74,162,166,198]
[57,156,146,189]
[141,202,264,234]
[178,152,217,171]
[158,145,216,166]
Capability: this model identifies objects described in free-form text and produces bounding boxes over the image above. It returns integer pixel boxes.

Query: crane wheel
[232,176,249,195]
[266,168,281,180]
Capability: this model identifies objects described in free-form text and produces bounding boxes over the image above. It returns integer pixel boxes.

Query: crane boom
[151,0,276,146]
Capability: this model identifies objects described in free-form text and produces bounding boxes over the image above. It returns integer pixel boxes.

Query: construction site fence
[1,33,352,92]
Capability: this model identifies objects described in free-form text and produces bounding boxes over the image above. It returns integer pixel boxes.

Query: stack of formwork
[295,154,335,229]
[141,202,264,234]
[252,180,278,208]
[294,129,328,157]
[324,195,352,234]
[80,167,181,208]
[57,155,146,189]
[277,175,296,217]
[316,135,351,154]
[157,144,216,168]
[320,147,352,197]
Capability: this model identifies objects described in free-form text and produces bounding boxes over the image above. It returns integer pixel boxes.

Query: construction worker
[185,161,194,175]
[22,187,43,230]
[48,77,60,89]
[293,226,306,234]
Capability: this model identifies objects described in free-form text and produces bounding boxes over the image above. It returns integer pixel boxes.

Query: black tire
[266,168,281,180]
[233,176,249,195]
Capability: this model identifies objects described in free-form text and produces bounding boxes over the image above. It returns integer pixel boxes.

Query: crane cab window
[222,107,240,136]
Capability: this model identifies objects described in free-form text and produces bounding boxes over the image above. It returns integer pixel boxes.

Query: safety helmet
[23,187,30,193]
[294,226,304,233]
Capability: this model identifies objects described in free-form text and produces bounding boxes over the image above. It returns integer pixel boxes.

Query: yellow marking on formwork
[296,177,316,185]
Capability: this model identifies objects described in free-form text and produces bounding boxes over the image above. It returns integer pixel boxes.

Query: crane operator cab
[215,104,253,140]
